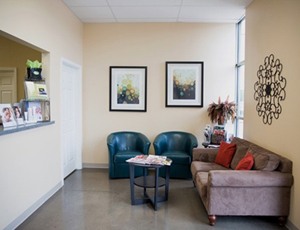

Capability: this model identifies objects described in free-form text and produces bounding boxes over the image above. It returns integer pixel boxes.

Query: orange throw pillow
[215,141,236,168]
[235,152,254,170]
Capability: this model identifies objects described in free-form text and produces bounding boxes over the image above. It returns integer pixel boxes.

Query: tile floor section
[17,168,288,230]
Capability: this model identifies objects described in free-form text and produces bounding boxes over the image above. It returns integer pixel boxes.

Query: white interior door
[61,59,82,178]
[0,67,17,103]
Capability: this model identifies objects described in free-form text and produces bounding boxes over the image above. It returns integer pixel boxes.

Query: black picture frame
[109,66,147,112]
[166,61,204,107]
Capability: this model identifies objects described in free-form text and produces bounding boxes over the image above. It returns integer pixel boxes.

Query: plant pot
[217,116,226,125]
[27,68,42,81]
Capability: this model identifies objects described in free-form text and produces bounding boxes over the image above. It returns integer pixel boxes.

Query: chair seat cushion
[114,151,143,163]
[162,151,191,164]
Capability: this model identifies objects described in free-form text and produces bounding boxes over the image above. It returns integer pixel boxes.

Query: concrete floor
[17,168,287,230]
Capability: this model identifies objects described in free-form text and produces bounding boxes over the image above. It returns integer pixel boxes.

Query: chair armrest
[186,135,199,157]
[193,148,219,162]
[208,170,294,187]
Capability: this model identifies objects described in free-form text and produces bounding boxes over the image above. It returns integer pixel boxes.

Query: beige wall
[83,23,236,165]
[0,0,83,229]
[0,35,41,101]
[245,0,300,228]
[3,0,298,229]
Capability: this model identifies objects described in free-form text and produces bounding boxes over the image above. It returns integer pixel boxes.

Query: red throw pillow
[235,152,254,170]
[215,141,236,168]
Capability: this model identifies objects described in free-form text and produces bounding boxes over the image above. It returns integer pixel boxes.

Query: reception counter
[0,121,55,136]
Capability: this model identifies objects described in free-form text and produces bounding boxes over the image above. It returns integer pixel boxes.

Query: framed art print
[166,61,204,107]
[109,66,147,112]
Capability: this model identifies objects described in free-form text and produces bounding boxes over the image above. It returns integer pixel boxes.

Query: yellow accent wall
[245,0,300,228]
[0,35,41,101]
[82,23,236,164]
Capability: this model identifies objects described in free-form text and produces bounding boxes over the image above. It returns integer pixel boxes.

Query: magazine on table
[126,155,172,166]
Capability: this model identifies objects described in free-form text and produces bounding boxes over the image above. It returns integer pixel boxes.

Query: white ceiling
[62,0,253,23]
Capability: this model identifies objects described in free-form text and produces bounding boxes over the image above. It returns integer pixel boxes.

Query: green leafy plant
[207,96,236,124]
[26,59,42,69]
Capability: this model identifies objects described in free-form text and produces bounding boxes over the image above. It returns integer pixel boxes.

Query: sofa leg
[278,216,287,226]
[208,215,216,226]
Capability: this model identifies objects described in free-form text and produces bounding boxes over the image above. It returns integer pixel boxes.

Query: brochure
[0,104,17,128]
[12,104,25,126]
[24,81,49,100]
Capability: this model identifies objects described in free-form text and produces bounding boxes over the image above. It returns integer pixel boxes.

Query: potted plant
[207,96,236,125]
[26,59,42,81]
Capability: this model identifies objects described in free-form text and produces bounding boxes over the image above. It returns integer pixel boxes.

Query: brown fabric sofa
[191,137,293,226]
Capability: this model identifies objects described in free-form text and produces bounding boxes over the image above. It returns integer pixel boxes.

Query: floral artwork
[173,69,196,100]
[110,66,147,112]
[117,74,140,104]
[254,54,287,125]
[166,62,204,107]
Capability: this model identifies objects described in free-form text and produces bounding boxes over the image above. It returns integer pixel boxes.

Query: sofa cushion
[235,152,254,170]
[248,147,280,171]
[193,148,219,162]
[230,145,249,169]
[215,142,236,168]
[191,161,229,179]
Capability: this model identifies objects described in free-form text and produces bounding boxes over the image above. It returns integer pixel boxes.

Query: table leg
[154,167,159,210]
[143,167,147,197]
[129,164,135,205]
[165,166,170,201]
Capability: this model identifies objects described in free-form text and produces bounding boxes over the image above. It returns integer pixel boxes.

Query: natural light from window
[236,18,245,138]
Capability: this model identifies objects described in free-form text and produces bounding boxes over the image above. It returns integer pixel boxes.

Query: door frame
[0,67,17,103]
[60,58,82,179]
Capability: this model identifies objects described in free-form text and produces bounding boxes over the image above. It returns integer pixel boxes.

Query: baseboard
[4,181,63,230]
[287,219,299,230]
[82,163,108,169]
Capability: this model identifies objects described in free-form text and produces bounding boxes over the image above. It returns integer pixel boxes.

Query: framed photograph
[110,66,147,112]
[0,104,17,127]
[166,61,204,107]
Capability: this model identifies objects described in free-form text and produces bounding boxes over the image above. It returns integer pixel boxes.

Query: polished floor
[18,169,287,230]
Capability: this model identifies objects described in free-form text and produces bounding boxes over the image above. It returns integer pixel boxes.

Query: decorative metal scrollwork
[254,54,287,125]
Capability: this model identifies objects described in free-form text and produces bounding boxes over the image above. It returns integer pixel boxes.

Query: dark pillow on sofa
[248,147,280,171]
[215,141,236,168]
[235,152,254,170]
[230,145,249,169]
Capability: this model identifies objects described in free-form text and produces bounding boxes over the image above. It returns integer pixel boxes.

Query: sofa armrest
[208,170,294,187]
[193,148,219,162]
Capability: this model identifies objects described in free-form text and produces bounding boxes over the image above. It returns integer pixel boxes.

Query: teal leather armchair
[107,131,151,179]
[153,131,198,179]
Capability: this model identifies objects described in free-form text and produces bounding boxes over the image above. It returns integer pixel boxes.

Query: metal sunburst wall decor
[254,54,287,125]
